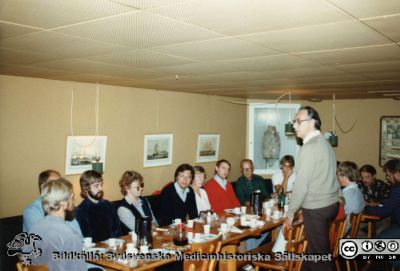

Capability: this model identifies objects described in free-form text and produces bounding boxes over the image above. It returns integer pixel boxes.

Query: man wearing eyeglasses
[283,106,340,271]
[235,159,269,206]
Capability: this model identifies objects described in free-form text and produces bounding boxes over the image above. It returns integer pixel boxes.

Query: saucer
[101,238,125,247]
[83,243,96,249]
[85,247,107,254]
[271,215,281,220]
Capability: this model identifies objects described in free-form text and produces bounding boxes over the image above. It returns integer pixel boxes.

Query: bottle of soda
[173,223,188,246]
[278,188,286,210]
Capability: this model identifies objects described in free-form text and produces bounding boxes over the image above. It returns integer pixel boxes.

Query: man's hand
[283,168,293,179]
[283,217,293,230]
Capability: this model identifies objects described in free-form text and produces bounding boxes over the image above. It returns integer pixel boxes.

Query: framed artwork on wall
[248,103,300,175]
[65,135,107,175]
[379,116,400,166]
[144,134,173,167]
[196,134,220,163]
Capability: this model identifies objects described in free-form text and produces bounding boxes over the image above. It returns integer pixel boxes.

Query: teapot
[136,216,153,248]
[250,190,263,215]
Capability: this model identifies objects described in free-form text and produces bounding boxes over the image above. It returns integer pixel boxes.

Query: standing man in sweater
[283,106,339,271]
[205,159,240,214]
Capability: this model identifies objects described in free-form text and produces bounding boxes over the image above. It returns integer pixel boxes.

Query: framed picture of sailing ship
[379,116,400,166]
[248,103,300,175]
[144,134,173,167]
[196,134,220,163]
[65,135,107,175]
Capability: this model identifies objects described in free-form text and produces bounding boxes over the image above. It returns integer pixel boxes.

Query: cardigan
[158,182,198,227]
[204,178,240,214]
[287,133,339,219]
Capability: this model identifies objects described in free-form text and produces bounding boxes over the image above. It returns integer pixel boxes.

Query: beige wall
[0,75,247,218]
[245,98,400,180]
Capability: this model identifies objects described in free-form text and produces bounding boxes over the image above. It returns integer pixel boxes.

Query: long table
[87,213,285,271]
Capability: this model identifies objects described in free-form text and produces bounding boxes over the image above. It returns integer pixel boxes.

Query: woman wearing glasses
[118,170,158,235]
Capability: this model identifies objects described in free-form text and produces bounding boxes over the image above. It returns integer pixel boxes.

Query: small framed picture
[65,136,107,175]
[196,134,220,163]
[144,134,173,167]
[379,116,400,166]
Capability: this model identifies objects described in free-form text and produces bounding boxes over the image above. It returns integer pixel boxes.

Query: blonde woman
[191,166,211,214]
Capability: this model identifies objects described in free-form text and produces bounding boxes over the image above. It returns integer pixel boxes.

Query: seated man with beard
[29,178,86,271]
[75,170,120,242]
[23,170,82,237]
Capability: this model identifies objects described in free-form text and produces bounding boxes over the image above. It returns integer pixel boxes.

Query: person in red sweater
[204,159,240,214]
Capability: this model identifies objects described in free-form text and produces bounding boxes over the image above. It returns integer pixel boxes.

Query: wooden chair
[16,262,48,271]
[184,236,222,271]
[344,213,362,271]
[251,238,308,271]
[360,213,381,238]
[329,217,348,271]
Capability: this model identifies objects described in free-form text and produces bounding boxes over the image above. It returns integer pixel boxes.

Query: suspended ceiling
[1,0,400,100]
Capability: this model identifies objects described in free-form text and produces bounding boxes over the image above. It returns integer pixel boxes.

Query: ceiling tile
[363,15,400,42]
[57,11,223,49]
[32,59,123,74]
[0,0,134,29]
[0,22,42,39]
[0,64,75,78]
[217,54,318,72]
[85,49,194,68]
[0,47,59,65]
[110,0,191,9]
[295,44,400,65]
[150,37,278,61]
[1,31,126,58]
[151,62,244,76]
[152,0,350,35]
[336,60,400,73]
[240,20,389,53]
[328,0,400,19]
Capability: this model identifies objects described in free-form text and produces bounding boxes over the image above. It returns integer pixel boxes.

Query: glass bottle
[278,188,286,210]
[173,223,188,246]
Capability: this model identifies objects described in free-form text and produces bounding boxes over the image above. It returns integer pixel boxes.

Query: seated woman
[158,163,198,227]
[272,155,296,194]
[191,166,211,214]
[117,170,158,235]
[337,161,365,233]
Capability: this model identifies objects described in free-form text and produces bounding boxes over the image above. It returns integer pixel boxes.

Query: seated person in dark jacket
[158,163,198,227]
[117,170,158,235]
[75,170,120,242]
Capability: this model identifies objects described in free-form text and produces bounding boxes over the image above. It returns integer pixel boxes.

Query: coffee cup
[108,238,117,247]
[194,233,202,241]
[220,223,229,233]
[126,243,137,253]
[172,218,182,225]
[284,204,289,214]
[140,245,149,253]
[272,210,281,219]
[130,231,138,243]
[187,219,194,228]
[226,217,235,227]
[187,232,193,241]
[83,237,92,247]
[240,216,247,226]
[241,206,246,215]
[234,207,241,214]
[249,218,257,229]
[265,207,272,217]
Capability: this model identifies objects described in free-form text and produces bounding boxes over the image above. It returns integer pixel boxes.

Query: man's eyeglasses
[131,183,144,191]
[293,118,312,125]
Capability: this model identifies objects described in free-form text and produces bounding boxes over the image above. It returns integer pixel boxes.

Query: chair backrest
[184,237,222,271]
[16,262,48,271]
[329,216,347,258]
[283,222,304,243]
[285,238,308,271]
[219,245,237,271]
[349,213,362,238]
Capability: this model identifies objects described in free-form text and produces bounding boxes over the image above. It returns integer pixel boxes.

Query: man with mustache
[75,170,120,242]
[23,170,82,237]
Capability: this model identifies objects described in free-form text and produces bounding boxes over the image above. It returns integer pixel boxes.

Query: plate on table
[101,238,125,247]
[85,247,108,254]
[245,214,260,220]
[224,209,240,214]
[202,233,219,241]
